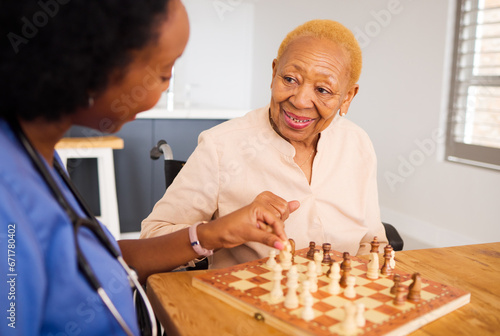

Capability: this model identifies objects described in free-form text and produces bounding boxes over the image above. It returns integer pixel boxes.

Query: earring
[88,96,95,108]
[339,110,345,117]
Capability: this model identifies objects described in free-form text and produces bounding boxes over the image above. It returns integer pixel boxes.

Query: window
[446,0,500,169]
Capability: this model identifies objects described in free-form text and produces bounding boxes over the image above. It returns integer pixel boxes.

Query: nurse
[0,0,298,334]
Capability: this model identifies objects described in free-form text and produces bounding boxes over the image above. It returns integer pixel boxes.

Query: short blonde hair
[277,20,362,87]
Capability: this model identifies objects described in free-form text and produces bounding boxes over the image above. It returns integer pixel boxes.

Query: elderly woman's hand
[198,192,300,251]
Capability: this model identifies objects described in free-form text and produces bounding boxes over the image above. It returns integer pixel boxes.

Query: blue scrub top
[0,119,140,335]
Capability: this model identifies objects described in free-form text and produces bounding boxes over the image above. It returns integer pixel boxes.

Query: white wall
[181,0,500,249]
[174,0,254,110]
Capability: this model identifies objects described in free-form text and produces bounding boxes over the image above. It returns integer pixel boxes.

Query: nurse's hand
[198,191,300,251]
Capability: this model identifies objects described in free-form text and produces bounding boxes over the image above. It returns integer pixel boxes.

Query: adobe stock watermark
[353,0,412,49]
[7,0,71,54]
[212,0,261,21]
[384,128,445,192]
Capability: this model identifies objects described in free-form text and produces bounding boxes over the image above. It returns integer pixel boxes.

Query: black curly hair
[0,0,170,121]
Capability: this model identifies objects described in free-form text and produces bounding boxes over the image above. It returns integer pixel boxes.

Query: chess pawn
[306,261,318,293]
[381,245,393,276]
[339,253,352,288]
[340,252,350,271]
[366,252,379,280]
[370,236,380,253]
[314,251,323,276]
[355,303,366,327]
[390,274,401,295]
[407,273,422,303]
[327,262,341,295]
[343,276,356,299]
[393,285,407,306]
[284,279,299,309]
[300,279,313,305]
[287,265,298,282]
[306,241,316,259]
[341,301,358,334]
[322,243,332,264]
[301,293,315,321]
[266,250,277,268]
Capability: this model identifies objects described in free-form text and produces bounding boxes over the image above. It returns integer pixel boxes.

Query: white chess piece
[314,251,323,276]
[280,242,292,270]
[355,303,366,327]
[300,279,313,305]
[367,252,379,280]
[287,265,299,284]
[284,275,299,309]
[343,276,356,299]
[327,262,341,295]
[306,261,318,293]
[266,250,277,268]
[301,293,315,321]
[390,250,396,269]
[270,264,283,302]
[341,301,358,334]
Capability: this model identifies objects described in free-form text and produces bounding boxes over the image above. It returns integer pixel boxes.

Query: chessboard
[192,246,470,336]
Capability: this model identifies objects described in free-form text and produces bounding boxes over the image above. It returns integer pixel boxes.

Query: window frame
[445,0,500,170]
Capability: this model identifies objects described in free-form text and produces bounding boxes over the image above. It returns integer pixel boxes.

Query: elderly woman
[0,0,295,334]
[141,20,388,268]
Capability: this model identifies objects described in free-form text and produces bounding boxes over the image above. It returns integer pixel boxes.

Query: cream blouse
[140,106,387,268]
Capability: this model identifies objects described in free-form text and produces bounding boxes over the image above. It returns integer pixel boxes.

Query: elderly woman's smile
[282,108,316,129]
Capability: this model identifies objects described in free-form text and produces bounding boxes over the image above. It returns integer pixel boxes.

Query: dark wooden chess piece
[339,252,352,288]
[370,236,380,254]
[393,285,407,306]
[288,238,296,262]
[381,245,394,276]
[390,274,401,295]
[322,243,332,264]
[407,273,422,303]
[306,241,316,260]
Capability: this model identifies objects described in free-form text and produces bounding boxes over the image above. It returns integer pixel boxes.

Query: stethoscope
[10,119,157,336]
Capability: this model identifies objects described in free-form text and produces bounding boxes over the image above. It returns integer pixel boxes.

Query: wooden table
[147,242,500,336]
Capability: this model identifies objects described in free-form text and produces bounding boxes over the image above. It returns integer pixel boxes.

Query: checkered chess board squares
[194,247,470,336]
